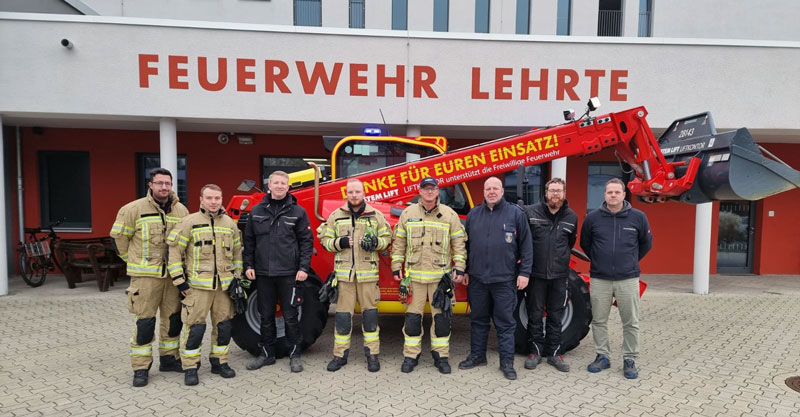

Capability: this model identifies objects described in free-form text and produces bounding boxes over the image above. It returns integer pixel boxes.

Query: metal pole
[693,202,713,294]
[159,118,178,180]
[16,126,24,244]
[1,116,9,296]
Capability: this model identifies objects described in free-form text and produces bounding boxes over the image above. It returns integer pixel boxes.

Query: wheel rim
[244,290,303,340]
[518,299,574,332]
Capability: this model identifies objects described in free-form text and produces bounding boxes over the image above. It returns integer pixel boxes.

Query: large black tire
[232,269,329,358]
[514,269,592,354]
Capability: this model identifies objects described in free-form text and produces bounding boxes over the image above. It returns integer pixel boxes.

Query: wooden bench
[54,237,127,292]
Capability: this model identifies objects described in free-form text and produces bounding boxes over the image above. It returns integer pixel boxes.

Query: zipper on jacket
[159,211,167,277]
[211,214,218,289]
[612,215,617,276]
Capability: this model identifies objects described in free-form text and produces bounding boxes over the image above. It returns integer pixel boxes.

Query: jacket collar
[199,207,226,219]
[146,190,179,212]
[259,192,297,208]
[599,200,631,216]
[483,197,506,211]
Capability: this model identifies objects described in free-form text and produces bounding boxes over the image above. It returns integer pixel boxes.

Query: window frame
[294,0,322,27]
[136,153,188,206]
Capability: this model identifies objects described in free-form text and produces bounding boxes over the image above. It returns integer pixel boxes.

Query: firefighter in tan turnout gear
[111,168,189,388]
[319,179,391,372]
[391,177,467,374]
[166,184,244,386]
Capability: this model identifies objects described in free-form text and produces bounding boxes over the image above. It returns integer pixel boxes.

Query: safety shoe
[431,351,451,374]
[158,355,183,373]
[400,356,419,373]
[547,355,570,372]
[623,358,639,379]
[524,353,542,370]
[327,356,348,372]
[500,361,517,380]
[132,369,149,387]
[210,358,236,378]
[458,354,488,370]
[184,368,199,386]
[290,356,304,373]
[247,345,276,370]
[365,348,380,373]
[587,354,611,373]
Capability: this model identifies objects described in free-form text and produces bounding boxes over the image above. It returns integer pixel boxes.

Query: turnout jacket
[524,201,578,280]
[580,200,653,280]
[167,208,243,291]
[391,201,467,283]
[243,194,314,277]
[465,198,532,284]
[318,203,391,283]
[110,191,189,278]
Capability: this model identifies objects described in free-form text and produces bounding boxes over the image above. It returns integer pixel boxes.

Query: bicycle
[18,219,63,287]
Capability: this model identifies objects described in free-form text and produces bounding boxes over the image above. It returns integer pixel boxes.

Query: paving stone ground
[2,274,799,416]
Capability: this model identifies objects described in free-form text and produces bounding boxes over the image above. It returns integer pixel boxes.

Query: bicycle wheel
[19,251,47,287]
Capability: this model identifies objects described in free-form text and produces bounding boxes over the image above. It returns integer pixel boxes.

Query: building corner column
[693,202,713,294]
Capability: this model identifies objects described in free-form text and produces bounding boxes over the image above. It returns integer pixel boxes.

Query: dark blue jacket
[579,200,652,280]
[524,200,578,280]
[466,198,533,284]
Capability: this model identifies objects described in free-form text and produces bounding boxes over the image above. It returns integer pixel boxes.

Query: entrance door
[716,201,756,273]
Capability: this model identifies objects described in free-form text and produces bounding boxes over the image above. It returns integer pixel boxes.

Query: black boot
[158,355,183,373]
[327,349,349,372]
[431,351,451,374]
[247,345,276,370]
[132,369,149,387]
[364,347,380,373]
[184,368,199,386]
[210,358,236,378]
[401,354,420,373]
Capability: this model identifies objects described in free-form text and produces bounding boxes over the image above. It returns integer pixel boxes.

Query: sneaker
[546,355,570,372]
[623,358,638,379]
[400,356,419,373]
[210,358,236,378]
[327,356,348,372]
[587,354,611,373]
[132,369,149,387]
[431,351,451,374]
[184,368,198,386]
[458,354,488,370]
[290,356,304,373]
[524,353,542,370]
[499,361,517,380]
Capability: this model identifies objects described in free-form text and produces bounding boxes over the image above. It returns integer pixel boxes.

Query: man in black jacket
[523,178,577,373]
[580,178,652,379]
[243,171,314,373]
[458,177,532,380]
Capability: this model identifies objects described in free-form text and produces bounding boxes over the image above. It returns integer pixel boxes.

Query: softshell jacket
[580,200,653,280]
[524,200,578,280]
[243,194,314,277]
[319,203,391,283]
[391,202,467,283]
[110,191,189,278]
[167,208,243,291]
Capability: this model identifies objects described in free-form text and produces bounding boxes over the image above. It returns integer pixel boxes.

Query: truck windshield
[335,140,440,178]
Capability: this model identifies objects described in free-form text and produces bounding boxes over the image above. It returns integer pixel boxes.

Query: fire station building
[1,1,799,294]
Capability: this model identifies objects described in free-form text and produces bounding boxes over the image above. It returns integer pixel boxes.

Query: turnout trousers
[402,281,450,358]
[333,280,381,356]
[126,276,182,370]
[179,285,235,370]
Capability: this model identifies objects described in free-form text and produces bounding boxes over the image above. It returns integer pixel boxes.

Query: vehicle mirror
[237,179,256,192]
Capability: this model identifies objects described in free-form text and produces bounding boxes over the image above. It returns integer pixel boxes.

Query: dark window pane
[504,165,546,205]
[587,162,631,211]
[39,151,91,229]
[433,0,449,32]
[515,0,530,34]
[350,0,365,29]
[335,140,439,179]
[556,0,570,35]
[261,157,331,189]
[392,0,408,30]
[475,0,490,33]
[294,0,322,27]
[638,0,652,37]
[136,154,188,205]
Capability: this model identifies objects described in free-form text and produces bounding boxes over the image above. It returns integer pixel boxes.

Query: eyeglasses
[547,189,564,194]
[152,181,173,187]
[420,187,439,192]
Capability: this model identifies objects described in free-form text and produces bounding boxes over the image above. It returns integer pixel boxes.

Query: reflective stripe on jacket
[318,203,391,283]
[391,202,467,283]
[110,191,189,278]
[167,208,243,291]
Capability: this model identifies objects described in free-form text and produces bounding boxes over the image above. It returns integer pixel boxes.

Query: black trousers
[468,279,517,364]
[526,276,568,356]
[256,274,301,356]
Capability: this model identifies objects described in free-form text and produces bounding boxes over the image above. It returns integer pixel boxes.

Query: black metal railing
[597,10,621,36]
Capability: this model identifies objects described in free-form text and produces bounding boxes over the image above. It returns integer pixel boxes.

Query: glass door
[716,201,756,274]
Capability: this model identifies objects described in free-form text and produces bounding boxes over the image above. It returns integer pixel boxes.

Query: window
[504,165,547,205]
[597,0,622,36]
[556,0,571,35]
[515,0,530,34]
[475,0,490,33]
[433,0,449,32]
[409,185,470,216]
[392,0,408,30]
[349,0,365,29]
[136,154,188,205]
[261,156,331,189]
[638,0,652,37]
[39,151,91,230]
[294,0,321,27]
[335,140,439,179]
[587,162,630,211]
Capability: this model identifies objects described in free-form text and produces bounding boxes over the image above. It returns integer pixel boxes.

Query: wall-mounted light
[61,39,73,49]
[237,135,254,145]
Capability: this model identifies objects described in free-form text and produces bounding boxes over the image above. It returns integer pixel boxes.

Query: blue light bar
[363,127,382,136]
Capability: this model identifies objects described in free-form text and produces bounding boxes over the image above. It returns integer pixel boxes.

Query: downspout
[16,126,24,243]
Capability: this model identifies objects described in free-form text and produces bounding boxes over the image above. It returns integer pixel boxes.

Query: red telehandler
[225,99,799,357]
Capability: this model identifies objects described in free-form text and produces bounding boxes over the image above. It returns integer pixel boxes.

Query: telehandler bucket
[658,113,799,204]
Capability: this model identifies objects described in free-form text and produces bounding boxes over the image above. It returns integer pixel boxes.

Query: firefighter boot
[327,349,349,372]
[210,358,236,378]
[159,355,183,373]
[401,354,420,373]
[132,364,150,388]
[247,345,276,370]
[365,347,380,373]
[431,351,451,374]
[184,368,199,386]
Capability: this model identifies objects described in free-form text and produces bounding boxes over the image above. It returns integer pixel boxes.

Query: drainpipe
[16,126,24,244]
